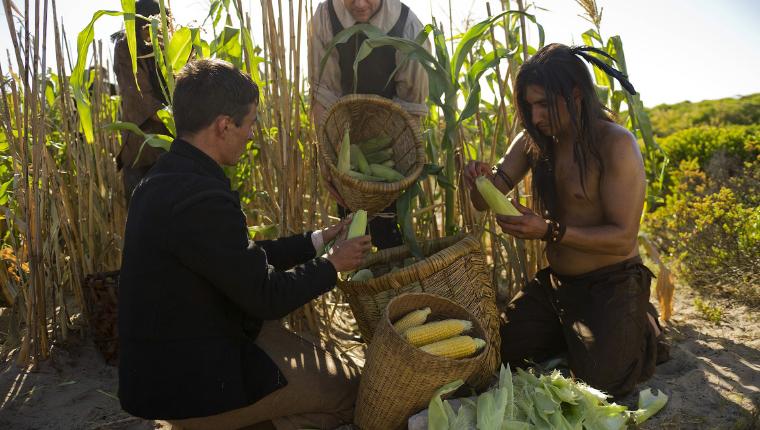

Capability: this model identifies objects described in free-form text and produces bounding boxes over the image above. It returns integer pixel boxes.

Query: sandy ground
[0,284,758,430]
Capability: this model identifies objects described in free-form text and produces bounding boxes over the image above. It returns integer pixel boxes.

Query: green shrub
[645,169,760,306]
[660,125,759,169]
[648,93,760,137]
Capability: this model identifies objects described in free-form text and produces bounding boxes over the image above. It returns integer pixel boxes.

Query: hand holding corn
[495,198,550,240]
[326,235,372,273]
[463,160,493,190]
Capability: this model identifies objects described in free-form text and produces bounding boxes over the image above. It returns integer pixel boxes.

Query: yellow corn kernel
[404,319,472,347]
[419,336,486,359]
[393,307,431,333]
[475,176,521,216]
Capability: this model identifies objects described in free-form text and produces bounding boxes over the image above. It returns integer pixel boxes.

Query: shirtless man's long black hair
[513,43,636,218]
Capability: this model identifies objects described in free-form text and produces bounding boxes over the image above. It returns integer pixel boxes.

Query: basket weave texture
[318,94,425,216]
[339,234,501,389]
[353,293,490,430]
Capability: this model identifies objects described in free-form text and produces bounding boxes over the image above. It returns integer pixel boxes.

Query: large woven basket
[354,293,490,430]
[318,94,425,216]
[339,234,500,389]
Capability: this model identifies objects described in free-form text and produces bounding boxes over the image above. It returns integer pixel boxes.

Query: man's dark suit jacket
[118,139,337,419]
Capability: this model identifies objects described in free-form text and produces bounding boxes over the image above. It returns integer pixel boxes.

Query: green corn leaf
[396,183,423,259]
[148,19,171,104]
[156,108,176,137]
[317,23,386,82]
[427,379,465,430]
[451,10,511,79]
[158,0,175,101]
[102,120,146,137]
[72,10,128,144]
[167,27,193,72]
[121,0,138,90]
[0,179,12,206]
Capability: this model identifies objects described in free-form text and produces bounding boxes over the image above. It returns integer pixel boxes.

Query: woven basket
[83,271,120,365]
[318,94,425,216]
[354,293,489,430]
[339,234,500,388]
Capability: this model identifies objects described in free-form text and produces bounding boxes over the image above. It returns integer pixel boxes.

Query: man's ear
[212,115,229,138]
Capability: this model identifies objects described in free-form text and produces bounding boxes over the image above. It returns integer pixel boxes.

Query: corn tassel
[404,319,472,347]
[475,176,521,216]
[393,307,431,333]
[420,336,486,359]
[347,210,367,239]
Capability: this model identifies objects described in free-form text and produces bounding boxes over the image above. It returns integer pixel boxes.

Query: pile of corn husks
[424,365,668,430]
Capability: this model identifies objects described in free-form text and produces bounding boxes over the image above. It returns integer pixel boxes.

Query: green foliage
[693,297,724,324]
[645,156,760,306]
[659,124,760,169]
[648,93,760,137]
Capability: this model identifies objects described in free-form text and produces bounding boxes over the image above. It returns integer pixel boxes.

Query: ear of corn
[365,148,394,164]
[393,307,431,333]
[369,164,405,182]
[358,135,392,154]
[419,336,486,359]
[475,176,521,216]
[350,144,372,175]
[404,319,472,347]
[350,268,373,282]
[347,170,385,182]
[381,159,396,168]
[347,209,367,239]
[337,127,351,173]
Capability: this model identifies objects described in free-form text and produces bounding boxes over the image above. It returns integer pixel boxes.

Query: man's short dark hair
[173,59,259,137]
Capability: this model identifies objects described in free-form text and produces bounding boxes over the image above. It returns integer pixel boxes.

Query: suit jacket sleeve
[254,233,318,271]
[167,192,337,320]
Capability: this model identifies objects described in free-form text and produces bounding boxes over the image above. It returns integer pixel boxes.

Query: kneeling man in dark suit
[118,58,371,430]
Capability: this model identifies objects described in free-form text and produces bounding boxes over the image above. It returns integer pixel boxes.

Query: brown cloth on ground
[500,256,666,397]
[166,321,359,430]
[113,37,167,170]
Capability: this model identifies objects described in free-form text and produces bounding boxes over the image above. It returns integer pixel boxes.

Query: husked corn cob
[347,210,367,239]
[404,319,472,347]
[393,307,431,333]
[475,176,521,216]
[337,128,351,173]
[350,144,371,175]
[420,336,486,359]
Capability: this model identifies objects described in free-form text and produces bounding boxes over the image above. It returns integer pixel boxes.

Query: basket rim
[318,94,426,195]
[338,234,480,296]
[382,292,489,364]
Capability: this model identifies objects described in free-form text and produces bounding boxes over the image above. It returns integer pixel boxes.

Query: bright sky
[2,0,759,107]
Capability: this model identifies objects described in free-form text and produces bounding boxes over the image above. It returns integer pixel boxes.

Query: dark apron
[328,1,410,249]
